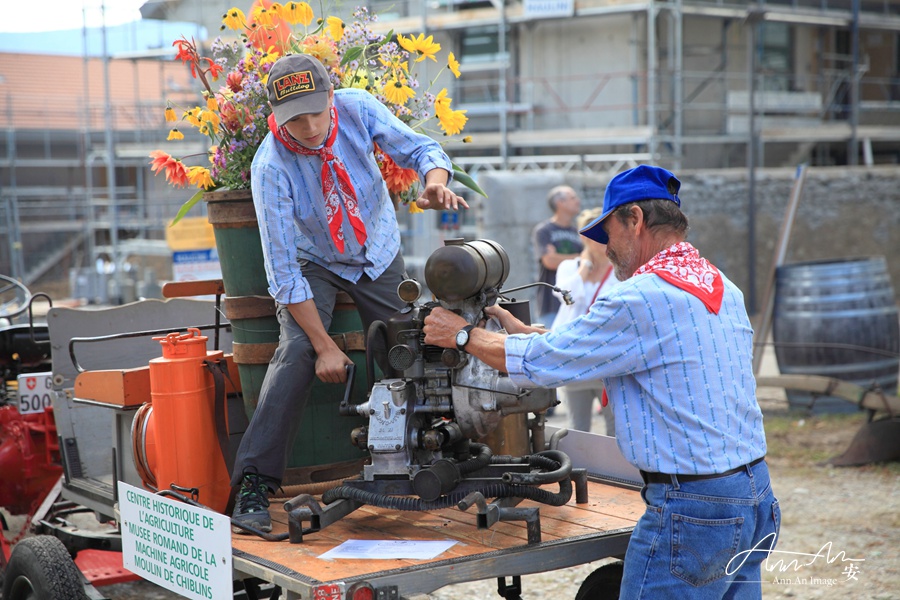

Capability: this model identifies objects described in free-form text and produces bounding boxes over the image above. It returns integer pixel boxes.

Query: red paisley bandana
[633,242,724,314]
[267,109,367,253]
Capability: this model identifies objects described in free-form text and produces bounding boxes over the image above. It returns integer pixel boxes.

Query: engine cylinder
[424,239,510,302]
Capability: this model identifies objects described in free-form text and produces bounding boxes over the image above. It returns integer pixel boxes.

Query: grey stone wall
[477,165,900,316]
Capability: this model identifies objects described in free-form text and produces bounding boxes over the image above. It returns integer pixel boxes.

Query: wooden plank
[755,374,900,414]
[752,163,807,374]
[232,480,642,585]
[162,279,225,299]
[73,366,151,407]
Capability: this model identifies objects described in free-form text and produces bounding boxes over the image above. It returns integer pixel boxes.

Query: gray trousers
[562,386,615,436]
[230,253,407,487]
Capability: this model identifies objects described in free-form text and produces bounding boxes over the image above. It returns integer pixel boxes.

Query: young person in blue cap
[423,164,779,598]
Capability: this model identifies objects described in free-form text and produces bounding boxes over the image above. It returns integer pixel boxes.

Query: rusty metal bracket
[572,469,589,504]
[283,494,363,544]
[458,492,542,544]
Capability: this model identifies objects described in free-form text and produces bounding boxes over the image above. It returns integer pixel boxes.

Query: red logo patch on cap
[273,70,316,102]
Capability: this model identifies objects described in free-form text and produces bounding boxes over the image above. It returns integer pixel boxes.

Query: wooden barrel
[205,190,277,410]
[773,256,900,414]
[205,190,368,481]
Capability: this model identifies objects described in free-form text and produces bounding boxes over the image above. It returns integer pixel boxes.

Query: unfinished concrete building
[2,0,899,294]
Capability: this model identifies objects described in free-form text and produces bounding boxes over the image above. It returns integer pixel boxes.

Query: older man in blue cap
[424,165,779,598]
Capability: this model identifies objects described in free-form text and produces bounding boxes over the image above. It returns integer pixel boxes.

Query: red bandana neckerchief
[633,242,724,314]
[267,109,367,253]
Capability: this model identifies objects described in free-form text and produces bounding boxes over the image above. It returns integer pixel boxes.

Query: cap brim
[579,210,613,244]
[271,91,329,127]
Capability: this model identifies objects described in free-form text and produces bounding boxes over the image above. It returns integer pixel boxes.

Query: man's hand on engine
[423,307,469,348]
[425,306,516,373]
[316,346,354,383]
[483,305,548,335]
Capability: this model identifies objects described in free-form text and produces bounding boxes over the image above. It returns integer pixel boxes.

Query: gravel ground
[404,394,900,600]
[4,391,898,600]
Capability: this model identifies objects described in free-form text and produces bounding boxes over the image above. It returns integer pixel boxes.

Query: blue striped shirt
[250,88,453,305]
[505,269,767,475]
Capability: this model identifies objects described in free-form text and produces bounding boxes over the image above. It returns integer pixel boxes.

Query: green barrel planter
[205,190,368,483]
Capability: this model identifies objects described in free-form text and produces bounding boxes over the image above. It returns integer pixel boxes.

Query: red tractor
[0,275,59,522]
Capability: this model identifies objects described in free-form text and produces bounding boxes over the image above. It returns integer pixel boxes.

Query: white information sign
[523,0,574,18]
[119,482,233,600]
[172,249,223,283]
[16,372,53,414]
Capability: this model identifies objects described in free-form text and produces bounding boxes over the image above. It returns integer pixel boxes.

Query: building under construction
[2,0,899,295]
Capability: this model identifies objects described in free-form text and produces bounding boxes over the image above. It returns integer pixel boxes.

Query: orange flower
[299,36,339,68]
[248,0,292,54]
[375,145,418,195]
[149,150,190,187]
[220,101,251,133]
[226,71,243,93]
[188,166,215,189]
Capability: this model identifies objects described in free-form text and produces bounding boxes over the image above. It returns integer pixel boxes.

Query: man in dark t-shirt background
[530,185,584,326]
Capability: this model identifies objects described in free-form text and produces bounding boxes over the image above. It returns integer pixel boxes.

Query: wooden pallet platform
[231,478,643,597]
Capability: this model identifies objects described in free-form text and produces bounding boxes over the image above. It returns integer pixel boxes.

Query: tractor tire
[574,561,624,600]
[1,536,88,600]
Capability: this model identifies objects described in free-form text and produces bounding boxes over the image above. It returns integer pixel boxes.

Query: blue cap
[579,165,681,244]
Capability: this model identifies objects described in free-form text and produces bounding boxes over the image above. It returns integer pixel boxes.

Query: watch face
[455,329,469,347]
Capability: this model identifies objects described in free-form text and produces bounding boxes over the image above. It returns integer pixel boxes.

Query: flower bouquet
[150,1,484,224]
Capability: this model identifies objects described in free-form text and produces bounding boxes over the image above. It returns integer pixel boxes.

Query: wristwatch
[455,325,476,352]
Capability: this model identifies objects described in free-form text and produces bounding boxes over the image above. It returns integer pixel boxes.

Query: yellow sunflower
[222,8,247,31]
[383,78,415,105]
[326,17,344,42]
[448,52,461,78]
[397,33,441,63]
[281,1,313,26]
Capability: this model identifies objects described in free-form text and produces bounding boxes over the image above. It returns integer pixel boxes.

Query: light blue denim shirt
[250,88,452,305]
[505,270,767,475]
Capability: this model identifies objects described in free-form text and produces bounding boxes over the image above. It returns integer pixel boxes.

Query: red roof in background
[0,52,199,131]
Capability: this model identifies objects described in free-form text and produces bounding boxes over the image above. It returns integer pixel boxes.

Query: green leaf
[378,30,394,47]
[451,164,487,198]
[341,46,364,66]
[170,188,206,226]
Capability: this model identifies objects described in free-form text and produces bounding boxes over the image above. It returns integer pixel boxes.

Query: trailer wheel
[1,536,88,600]
[574,561,624,600]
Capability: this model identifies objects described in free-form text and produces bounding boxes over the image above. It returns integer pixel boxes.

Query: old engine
[285,239,583,541]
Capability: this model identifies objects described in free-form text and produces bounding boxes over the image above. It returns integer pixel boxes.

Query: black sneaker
[232,472,272,534]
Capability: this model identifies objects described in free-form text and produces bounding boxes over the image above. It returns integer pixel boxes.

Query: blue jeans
[621,459,780,599]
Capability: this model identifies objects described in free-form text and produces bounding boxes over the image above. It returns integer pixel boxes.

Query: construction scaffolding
[2,0,899,292]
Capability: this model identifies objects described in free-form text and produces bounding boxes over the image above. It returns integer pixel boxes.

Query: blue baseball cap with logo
[579,165,681,244]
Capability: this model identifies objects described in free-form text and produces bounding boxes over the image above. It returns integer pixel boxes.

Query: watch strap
[456,324,475,352]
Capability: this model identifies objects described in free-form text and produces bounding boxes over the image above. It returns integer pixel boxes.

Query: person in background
[423,165,778,599]
[231,53,467,533]
[550,206,617,435]
[530,185,584,327]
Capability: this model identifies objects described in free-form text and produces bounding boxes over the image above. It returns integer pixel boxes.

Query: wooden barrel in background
[773,256,900,414]
[205,190,368,482]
